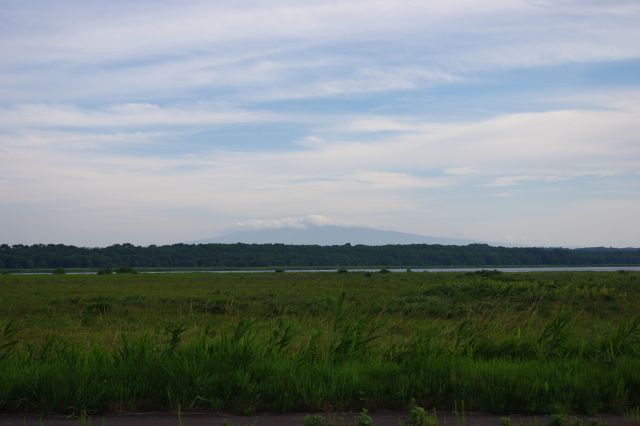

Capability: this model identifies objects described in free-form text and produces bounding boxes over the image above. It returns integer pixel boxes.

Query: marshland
[1,270,639,418]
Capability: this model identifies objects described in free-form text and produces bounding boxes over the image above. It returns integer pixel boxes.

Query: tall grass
[0,271,639,415]
[1,312,639,415]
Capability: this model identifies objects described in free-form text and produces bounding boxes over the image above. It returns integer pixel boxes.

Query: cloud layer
[1,1,639,246]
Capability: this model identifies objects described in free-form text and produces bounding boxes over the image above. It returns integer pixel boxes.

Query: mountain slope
[194,225,476,246]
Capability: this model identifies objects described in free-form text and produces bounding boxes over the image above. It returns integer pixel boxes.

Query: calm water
[10,266,640,275]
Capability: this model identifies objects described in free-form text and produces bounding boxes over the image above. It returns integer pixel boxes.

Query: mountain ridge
[194,224,476,246]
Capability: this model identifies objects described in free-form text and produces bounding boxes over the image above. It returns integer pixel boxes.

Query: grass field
[1,271,639,417]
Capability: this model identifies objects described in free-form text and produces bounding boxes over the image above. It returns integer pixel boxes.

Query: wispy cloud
[2,1,639,103]
[0,103,287,129]
[1,1,639,246]
[351,171,451,189]
[2,94,639,245]
[484,176,538,187]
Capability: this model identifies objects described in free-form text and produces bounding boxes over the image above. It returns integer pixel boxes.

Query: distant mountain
[194,225,476,246]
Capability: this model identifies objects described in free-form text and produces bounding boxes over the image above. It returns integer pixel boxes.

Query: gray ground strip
[1,411,638,426]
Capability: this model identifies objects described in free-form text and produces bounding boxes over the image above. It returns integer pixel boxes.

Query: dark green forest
[1,243,639,269]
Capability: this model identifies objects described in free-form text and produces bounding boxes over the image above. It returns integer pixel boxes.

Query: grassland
[0,271,639,416]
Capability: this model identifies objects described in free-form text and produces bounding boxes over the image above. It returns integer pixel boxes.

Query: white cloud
[236,214,339,230]
[322,102,640,177]
[0,1,529,65]
[0,130,165,150]
[1,1,639,103]
[476,199,640,247]
[0,103,285,129]
[484,175,537,187]
[3,98,639,195]
[1,2,640,246]
[1,95,639,245]
[351,171,450,189]
[247,66,458,101]
[444,167,475,175]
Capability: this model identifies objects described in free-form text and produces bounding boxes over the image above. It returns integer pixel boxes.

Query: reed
[0,271,638,415]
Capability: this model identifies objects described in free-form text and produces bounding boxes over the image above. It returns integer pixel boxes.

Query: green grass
[0,271,639,415]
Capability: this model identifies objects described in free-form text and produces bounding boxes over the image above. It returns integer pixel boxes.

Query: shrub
[379,268,391,273]
[408,400,437,426]
[467,269,503,278]
[116,266,137,274]
[52,267,66,275]
[97,267,113,275]
[304,414,326,426]
[548,414,583,426]
[356,408,374,426]
[83,302,112,316]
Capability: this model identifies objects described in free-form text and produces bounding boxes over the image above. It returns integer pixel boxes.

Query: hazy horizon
[1,1,639,247]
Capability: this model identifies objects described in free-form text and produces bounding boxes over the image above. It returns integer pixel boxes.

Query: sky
[1,0,639,247]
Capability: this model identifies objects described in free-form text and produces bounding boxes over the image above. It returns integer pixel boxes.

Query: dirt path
[1,411,638,426]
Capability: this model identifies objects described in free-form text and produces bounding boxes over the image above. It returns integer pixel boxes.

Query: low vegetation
[0,271,639,416]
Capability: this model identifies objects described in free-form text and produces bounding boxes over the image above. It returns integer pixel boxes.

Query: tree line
[0,243,639,270]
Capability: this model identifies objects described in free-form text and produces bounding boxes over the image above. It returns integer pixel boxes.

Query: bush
[97,267,113,275]
[467,269,503,278]
[116,266,137,274]
[408,400,437,426]
[83,302,112,316]
[304,414,326,426]
[356,408,374,426]
[52,267,66,275]
[274,269,285,273]
[337,269,349,273]
[548,414,583,426]
[379,268,391,273]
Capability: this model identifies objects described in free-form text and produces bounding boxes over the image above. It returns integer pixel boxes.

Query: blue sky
[0,0,639,246]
